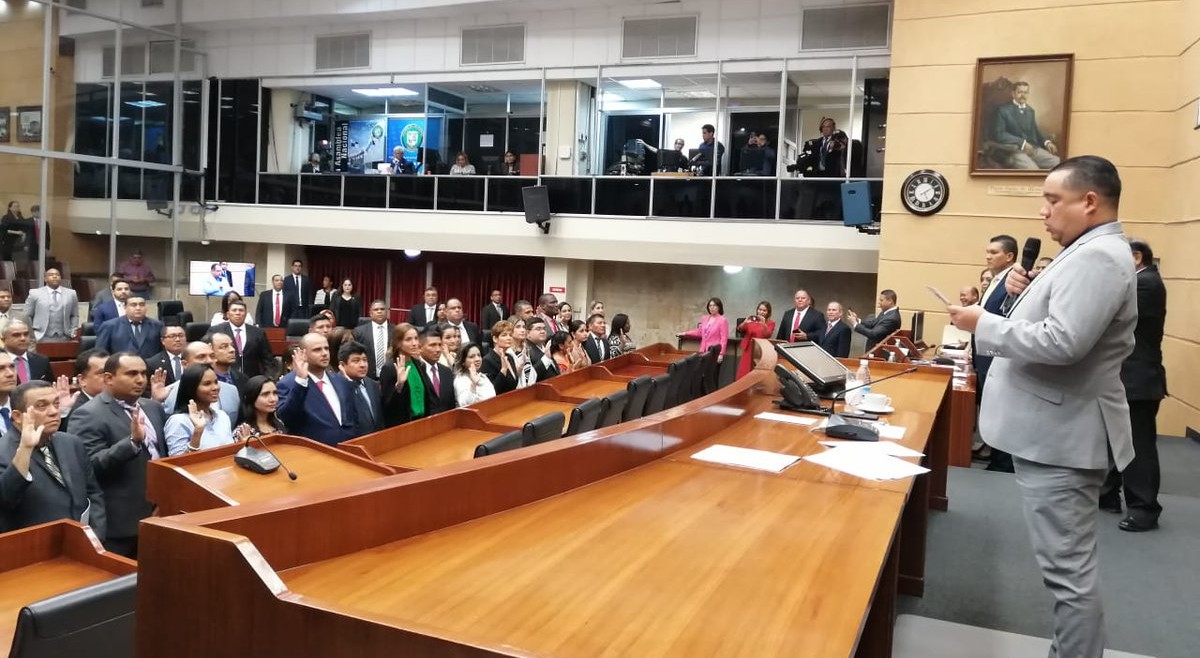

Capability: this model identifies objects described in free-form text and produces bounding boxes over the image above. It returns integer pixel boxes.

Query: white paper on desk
[803,447,930,481]
[755,411,819,426]
[818,440,924,458]
[692,444,800,473]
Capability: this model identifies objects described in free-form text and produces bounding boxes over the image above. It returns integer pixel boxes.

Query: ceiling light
[125,100,166,108]
[722,265,744,274]
[619,78,661,90]
[352,87,419,98]
[403,249,422,258]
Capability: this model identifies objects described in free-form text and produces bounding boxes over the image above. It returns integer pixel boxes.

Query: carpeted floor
[898,437,1200,658]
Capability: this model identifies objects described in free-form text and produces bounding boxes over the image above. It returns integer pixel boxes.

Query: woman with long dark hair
[234,375,287,439]
[165,364,235,455]
[379,322,426,426]
[567,320,592,372]
[332,278,362,329]
[735,301,775,379]
[606,313,636,357]
[680,297,729,363]
[453,343,496,407]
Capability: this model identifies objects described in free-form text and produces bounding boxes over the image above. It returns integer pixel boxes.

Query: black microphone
[233,433,299,479]
[1003,237,1041,313]
[828,366,919,418]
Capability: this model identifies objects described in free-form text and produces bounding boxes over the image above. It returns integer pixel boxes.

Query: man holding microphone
[946,155,1136,658]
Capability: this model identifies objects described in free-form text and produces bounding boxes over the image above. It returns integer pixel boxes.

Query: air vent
[102,44,147,77]
[461,25,525,65]
[315,32,371,71]
[801,4,890,50]
[621,16,697,59]
[149,40,196,74]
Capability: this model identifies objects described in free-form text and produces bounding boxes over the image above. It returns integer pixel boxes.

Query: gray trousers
[1012,456,1108,658]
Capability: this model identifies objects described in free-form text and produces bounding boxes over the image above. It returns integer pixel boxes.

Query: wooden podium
[0,521,135,650]
[146,434,396,516]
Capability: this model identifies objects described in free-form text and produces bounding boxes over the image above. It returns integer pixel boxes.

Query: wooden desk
[34,341,80,360]
[607,363,667,378]
[485,400,577,432]
[559,378,627,399]
[0,521,135,650]
[339,409,517,471]
[147,434,395,515]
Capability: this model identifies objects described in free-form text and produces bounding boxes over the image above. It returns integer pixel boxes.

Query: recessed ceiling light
[722,265,744,274]
[619,78,661,90]
[125,100,166,108]
[352,87,419,98]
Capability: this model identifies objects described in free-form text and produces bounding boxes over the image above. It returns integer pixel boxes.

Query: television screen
[188,261,256,297]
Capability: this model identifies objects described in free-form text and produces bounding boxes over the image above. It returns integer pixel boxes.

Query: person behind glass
[449,152,476,176]
[501,151,520,175]
[453,343,495,407]
[505,316,537,390]
[300,152,325,174]
[313,275,337,312]
[567,320,592,372]
[331,278,362,330]
[233,375,285,440]
[637,138,687,172]
[211,290,255,326]
[0,200,28,261]
[756,132,776,176]
[689,124,725,176]
[164,364,234,456]
[388,145,415,175]
[379,323,426,427]
[736,301,775,379]
[437,323,461,369]
[607,313,636,358]
[680,297,728,363]
[482,320,519,394]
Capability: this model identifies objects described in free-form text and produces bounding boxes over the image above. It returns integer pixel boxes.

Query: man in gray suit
[949,156,1136,658]
[24,266,79,342]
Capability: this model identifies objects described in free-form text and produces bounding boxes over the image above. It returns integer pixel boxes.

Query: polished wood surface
[608,363,668,378]
[486,400,577,432]
[374,428,500,469]
[147,434,395,515]
[949,375,977,468]
[558,378,627,399]
[35,341,80,360]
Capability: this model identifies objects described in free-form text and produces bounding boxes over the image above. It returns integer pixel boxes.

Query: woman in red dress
[736,301,775,379]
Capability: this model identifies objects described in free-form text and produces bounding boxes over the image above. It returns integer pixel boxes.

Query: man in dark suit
[417,327,455,414]
[1099,239,1167,531]
[145,325,186,387]
[256,274,295,329]
[282,259,313,320]
[58,349,109,435]
[3,320,51,384]
[442,298,480,346]
[353,300,392,380]
[815,302,852,358]
[0,381,107,539]
[582,313,610,363]
[990,81,1061,170]
[847,289,902,352]
[790,118,848,219]
[90,279,131,327]
[526,318,559,381]
[95,297,163,361]
[205,333,249,393]
[299,152,326,174]
[408,286,439,328]
[480,289,507,337]
[535,293,562,334]
[972,234,1018,470]
[275,333,357,446]
[337,341,384,438]
[775,290,824,342]
[209,300,275,379]
[70,352,168,558]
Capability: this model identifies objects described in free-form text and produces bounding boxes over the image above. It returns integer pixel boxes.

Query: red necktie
[16,356,28,383]
[234,327,243,354]
[273,293,281,325]
[793,310,801,333]
[429,364,440,395]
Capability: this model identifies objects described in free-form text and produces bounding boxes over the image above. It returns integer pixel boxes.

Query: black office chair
[564,397,604,437]
[598,389,629,429]
[522,411,566,446]
[9,573,136,658]
[286,318,310,341]
[665,359,687,408]
[701,345,721,395]
[642,373,671,416]
[184,322,210,343]
[734,317,746,337]
[473,430,524,458]
[622,375,653,422]
[80,335,97,352]
[81,322,95,337]
[156,300,185,326]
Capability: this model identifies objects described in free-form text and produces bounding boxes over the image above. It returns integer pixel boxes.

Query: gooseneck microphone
[828,366,919,418]
[1003,237,1041,314]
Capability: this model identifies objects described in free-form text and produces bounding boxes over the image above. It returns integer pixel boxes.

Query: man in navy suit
[407,287,439,328]
[275,333,356,446]
[775,290,824,342]
[95,297,162,361]
[337,341,383,438]
[815,301,852,358]
[281,259,313,321]
[417,327,455,414]
[90,280,131,327]
[973,234,1018,471]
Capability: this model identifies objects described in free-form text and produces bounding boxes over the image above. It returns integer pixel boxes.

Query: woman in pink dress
[681,297,729,363]
[735,301,775,379]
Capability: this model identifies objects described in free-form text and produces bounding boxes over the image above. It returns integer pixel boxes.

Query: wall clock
[901,169,949,216]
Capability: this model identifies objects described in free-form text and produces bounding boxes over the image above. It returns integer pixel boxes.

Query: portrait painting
[970,54,1073,176]
[17,106,42,143]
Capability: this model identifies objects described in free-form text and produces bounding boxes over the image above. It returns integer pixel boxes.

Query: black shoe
[1098,497,1123,514]
[1118,515,1158,532]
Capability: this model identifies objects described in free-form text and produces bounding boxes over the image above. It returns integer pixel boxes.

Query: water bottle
[847,359,872,409]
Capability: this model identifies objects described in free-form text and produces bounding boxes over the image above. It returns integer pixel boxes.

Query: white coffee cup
[861,393,891,409]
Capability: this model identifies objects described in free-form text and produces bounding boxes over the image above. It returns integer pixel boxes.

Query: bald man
[275,333,357,445]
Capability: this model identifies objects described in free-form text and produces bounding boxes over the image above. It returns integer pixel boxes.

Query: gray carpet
[899,437,1200,658]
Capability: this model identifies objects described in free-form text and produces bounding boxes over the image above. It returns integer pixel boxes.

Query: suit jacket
[797,135,848,178]
[992,101,1049,149]
[59,391,97,435]
[96,317,164,361]
[299,163,324,174]
[582,333,610,363]
[8,351,51,384]
[976,221,1136,471]
[529,343,560,381]
[353,321,394,379]
[379,362,441,426]
[90,300,120,326]
[275,371,357,446]
[775,307,825,342]
[255,288,295,329]
[444,321,481,347]
[853,307,902,352]
[1121,265,1167,401]
[24,285,80,340]
[281,274,313,319]
[815,321,852,358]
[0,430,107,539]
[145,350,184,386]
[480,303,508,335]
[408,304,438,328]
[347,377,384,438]
[972,268,1012,387]
[70,392,167,539]
[481,350,519,395]
[210,322,276,378]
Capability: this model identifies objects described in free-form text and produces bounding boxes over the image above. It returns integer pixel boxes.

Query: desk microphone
[234,434,299,480]
[824,366,919,441]
[1003,237,1041,314]
[827,366,920,418]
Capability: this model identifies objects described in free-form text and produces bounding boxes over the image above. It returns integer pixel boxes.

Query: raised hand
[293,349,310,380]
[19,407,43,450]
[234,423,252,441]
[129,405,145,444]
[187,399,209,429]
[149,368,168,401]
[393,356,410,388]
[53,375,74,410]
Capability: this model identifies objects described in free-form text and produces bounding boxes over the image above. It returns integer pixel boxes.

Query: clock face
[902,170,949,216]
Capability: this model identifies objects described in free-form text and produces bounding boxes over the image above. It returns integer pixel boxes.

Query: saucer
[856,405,894,414]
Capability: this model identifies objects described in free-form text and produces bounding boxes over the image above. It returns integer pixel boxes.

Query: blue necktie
[0,407,9,432]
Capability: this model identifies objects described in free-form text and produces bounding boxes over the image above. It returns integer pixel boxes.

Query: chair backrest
[81,322,95,337]
[564,397,604,437]
[665,359,687,408]
[622,375,653,422]
[643,373,672,416]
[80,335,97,352]
[598,388,629,429]
[10,573,137,658]
[702,345,721,395]
[286,318,310,340]
[156,299,183,319]
[473,430,524,458]
[682,353,705,402]
[522,411,566,446]
[184,322,210,343]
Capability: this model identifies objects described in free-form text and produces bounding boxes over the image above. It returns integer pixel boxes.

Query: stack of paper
[803,446,929,481]
[755,411,820,426]
[692,444,800,473]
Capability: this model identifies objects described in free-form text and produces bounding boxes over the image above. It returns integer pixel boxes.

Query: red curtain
[430,253,544,325]
[388,256,427,324]
[307,248,388,309]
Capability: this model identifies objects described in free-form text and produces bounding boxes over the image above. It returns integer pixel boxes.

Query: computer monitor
[658,149,686,171]
[739,147,765,174]
[910,310,925,345]
[774,341,849,392]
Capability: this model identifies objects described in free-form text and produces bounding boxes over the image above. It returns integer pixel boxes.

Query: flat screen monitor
[910,310,925,345]
[774,341,849,391]
[188,261,256,297]
[521,185,551,224]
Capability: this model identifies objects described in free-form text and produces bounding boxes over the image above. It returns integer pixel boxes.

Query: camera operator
[787,118,848,219]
